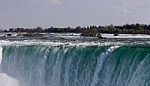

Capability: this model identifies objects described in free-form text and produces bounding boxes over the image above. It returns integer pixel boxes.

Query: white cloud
[112,0,145,14]
[48,0,63,5]
[120,8,131,14]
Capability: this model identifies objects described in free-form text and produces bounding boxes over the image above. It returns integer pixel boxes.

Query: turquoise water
[2,45,150,86]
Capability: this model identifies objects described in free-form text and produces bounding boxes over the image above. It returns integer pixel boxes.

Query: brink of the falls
[2,45,150,86]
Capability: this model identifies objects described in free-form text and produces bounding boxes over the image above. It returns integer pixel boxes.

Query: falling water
[0,47,19,86]
[1,45,150,86]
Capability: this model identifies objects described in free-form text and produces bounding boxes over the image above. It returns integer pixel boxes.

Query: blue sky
[0,0,150,29]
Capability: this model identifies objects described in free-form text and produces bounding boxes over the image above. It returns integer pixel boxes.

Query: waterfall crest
[2,45,150,86]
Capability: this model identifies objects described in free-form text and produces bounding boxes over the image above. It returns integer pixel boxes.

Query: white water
[102,34,150,38]
[90,45,120,86]
[0,47,2,64]
[0,47,19,86]
[0,40,125,46]
[47,33,150,39]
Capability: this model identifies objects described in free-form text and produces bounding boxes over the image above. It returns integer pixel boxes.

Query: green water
[2,45,150,86]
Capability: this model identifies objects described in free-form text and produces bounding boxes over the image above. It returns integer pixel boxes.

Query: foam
[108,45,120,52]
[102,34,150,38]
[0,73,19,86]
[0,40,125,47]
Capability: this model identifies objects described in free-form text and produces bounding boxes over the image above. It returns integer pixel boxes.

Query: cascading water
[1,45,150,86]
[0,47,19,86]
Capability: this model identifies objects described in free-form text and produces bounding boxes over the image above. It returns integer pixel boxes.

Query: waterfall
[0,47,19,86]
[1,45,150,86]
[0,47,2,72]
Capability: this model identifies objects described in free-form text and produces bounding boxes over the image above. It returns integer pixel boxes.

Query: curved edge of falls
[1,45,150,86]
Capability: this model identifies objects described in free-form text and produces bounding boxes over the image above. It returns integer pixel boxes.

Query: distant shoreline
[2,23,150,34]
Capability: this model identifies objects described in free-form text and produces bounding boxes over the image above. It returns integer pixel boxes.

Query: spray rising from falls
[1,45,150,86]
[0,47,19,86]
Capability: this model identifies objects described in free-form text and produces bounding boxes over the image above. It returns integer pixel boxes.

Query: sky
[0,0,150,29]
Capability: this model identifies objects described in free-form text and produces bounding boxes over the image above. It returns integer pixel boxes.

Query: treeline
[2,23,150,34]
